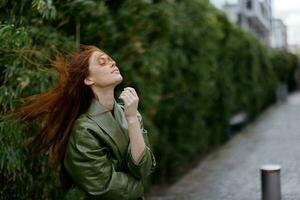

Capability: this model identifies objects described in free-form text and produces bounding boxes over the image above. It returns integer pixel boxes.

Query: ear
[84,76,94,86]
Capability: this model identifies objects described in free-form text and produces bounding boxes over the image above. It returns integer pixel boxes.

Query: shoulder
[73,114,97,131]
[66,114,107,157]
[70,114,100,142]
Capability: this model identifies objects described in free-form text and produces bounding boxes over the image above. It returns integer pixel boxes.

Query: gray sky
[274,0,300,45]
[210,0,300,45]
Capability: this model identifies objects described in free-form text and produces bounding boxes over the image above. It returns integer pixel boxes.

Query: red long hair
[12,44,101,190]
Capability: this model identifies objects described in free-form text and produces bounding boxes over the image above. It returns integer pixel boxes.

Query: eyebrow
[98,52,106,58]
[98,53,113,62]
[93,53,105,63]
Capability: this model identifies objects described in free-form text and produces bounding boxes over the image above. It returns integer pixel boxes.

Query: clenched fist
[118,87,139,121]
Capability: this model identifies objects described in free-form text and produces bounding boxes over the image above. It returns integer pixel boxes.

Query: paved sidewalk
[149,92,300,200]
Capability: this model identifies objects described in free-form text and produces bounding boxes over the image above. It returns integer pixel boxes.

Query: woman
[15,44,156,199]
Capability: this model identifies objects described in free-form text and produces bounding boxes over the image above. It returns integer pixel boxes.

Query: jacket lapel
[114,102,130,139]
[86,98,129,159]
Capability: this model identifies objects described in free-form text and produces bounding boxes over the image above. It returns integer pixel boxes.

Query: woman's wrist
[126,115,139,124]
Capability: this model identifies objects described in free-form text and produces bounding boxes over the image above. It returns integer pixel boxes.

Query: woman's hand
[119,87,146,166]
[118,87,139,122]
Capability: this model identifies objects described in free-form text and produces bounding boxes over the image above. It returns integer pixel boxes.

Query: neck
[92,86,115,111]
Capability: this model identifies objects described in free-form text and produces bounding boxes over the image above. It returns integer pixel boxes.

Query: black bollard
[260,164,281,200]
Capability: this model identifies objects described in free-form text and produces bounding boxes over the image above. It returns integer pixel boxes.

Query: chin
[115,75,123,84]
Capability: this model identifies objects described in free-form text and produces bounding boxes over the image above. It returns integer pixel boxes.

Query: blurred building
[211,0,273,46]
[271,19,288,50]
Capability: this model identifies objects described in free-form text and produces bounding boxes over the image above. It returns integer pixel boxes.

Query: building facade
[211,0,288,49]
[271,18,288,50]
[211,0,273,46]
[226,0,272,46]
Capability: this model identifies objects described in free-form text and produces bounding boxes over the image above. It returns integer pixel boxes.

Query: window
[246,0,252,9]
[238,13,242,25]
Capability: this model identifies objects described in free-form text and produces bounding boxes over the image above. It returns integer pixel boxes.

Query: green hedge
[0,0,298,199]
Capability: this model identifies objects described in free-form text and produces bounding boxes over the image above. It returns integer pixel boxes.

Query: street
[149,92,300,200]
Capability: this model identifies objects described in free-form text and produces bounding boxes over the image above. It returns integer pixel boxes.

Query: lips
[112,68,120,74]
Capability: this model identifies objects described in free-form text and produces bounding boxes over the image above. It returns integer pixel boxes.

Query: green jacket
[63,98,157,200]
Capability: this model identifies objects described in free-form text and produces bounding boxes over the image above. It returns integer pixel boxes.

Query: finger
[120,92,133,105]
[124,87,138,97]
[123,90,136,100]
[124,87,136,96]
[124,87,135,92]
[119,90,131,97]
[122,92,134,103]
[119,91,130,100]
[122,89,134,97]
[124,90,138,101]
[119,91,125,100]
[119,94,130,106]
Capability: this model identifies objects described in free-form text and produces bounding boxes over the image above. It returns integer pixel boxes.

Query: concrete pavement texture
[149,92,300,200]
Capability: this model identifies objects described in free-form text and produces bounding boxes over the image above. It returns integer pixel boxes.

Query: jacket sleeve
[126,111,157,180]
[64,122,144,200]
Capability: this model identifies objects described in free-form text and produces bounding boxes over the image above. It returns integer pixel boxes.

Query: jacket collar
[86,97,118,116]
[86,98,129,160]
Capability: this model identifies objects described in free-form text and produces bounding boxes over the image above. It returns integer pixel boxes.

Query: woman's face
[85,50,123,88]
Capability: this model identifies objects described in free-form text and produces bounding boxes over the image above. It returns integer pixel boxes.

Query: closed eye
[98,57,106,65]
